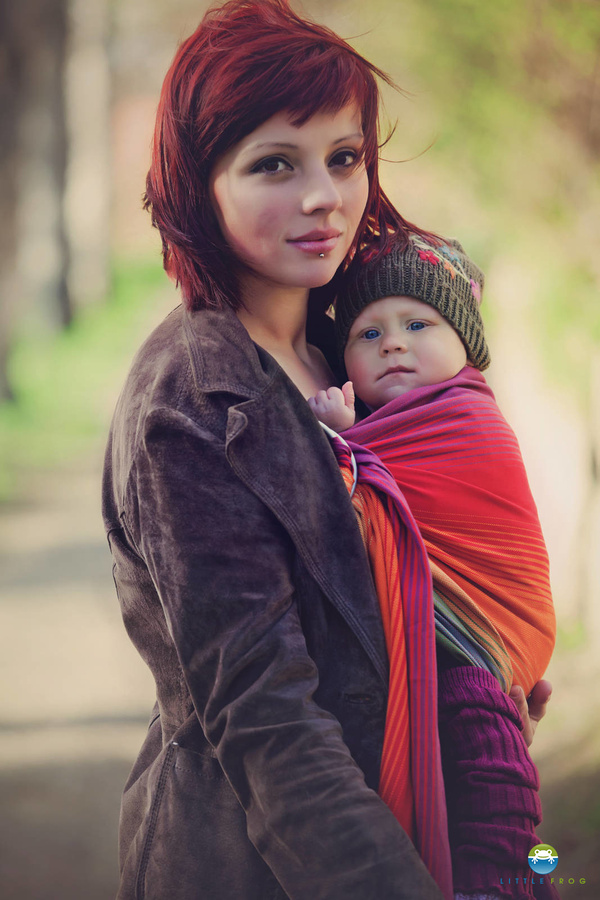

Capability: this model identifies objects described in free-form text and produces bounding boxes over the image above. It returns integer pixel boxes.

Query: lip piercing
[319,253,325,258]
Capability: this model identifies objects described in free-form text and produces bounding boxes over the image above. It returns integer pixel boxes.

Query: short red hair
[144,0,434,311]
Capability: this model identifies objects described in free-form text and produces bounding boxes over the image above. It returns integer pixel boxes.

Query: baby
[309,234,555,695]
[308,236,487,431]
[309,235,558,900]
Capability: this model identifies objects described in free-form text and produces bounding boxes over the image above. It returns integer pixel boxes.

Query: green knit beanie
[335,235,490,371]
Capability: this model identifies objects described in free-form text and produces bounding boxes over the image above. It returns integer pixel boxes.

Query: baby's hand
[308,381,355,431]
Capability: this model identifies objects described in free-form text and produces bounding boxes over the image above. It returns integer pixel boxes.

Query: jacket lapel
[225,372,389,686]
[183,305,389,685]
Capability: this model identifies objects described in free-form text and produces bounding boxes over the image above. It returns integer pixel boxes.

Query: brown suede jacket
[102,303,442,900]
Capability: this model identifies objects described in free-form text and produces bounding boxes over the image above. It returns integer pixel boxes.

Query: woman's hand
[307,381,355,431]
[509,680,552,747]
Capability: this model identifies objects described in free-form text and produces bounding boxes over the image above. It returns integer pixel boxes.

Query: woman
[102,2,550,899]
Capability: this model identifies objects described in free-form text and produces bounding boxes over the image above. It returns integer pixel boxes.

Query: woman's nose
[301,168,343,215]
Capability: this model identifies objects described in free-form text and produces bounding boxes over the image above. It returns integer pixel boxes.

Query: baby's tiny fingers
[326,386,344,402]
[341,381,355,408]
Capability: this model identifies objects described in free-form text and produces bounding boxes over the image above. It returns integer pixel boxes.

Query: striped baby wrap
[343,366,556,696]
[324,428,453,900]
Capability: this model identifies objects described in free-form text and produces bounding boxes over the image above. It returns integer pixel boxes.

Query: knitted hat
[335,235,490,370]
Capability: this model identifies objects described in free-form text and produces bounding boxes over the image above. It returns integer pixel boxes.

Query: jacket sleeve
[124,405,442,900]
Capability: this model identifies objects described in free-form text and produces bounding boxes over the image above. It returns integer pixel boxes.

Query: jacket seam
[118,357,193,523]
[119,359,197,556]
[172,355,193,409]
[135,741,176,900]
[118,510,144,561]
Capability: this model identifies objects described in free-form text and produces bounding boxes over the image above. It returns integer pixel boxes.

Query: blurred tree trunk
[0,0,73,402]
[0,3,24,400]
[17,0,72,333]
[65,0,111,308]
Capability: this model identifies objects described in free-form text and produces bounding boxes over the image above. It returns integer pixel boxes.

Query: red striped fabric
[344,367,556,696]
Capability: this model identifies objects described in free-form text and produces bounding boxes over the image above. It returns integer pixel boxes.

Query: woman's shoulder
[121,304,268,406]
[109,304,281,463]
[117,304,192,418]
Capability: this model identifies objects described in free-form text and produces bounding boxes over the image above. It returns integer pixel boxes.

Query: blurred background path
[0,424,155,900]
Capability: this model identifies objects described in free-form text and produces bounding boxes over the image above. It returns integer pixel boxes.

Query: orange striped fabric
[340,466,415,838]
[330,433,453,900]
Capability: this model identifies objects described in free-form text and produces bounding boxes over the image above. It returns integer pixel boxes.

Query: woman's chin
[273,267,340,292]
[303,260,344,288]
[240,255,344,294]
[306,272,338,289]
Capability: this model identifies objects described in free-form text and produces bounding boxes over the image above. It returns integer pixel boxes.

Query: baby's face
[344,295,468,409]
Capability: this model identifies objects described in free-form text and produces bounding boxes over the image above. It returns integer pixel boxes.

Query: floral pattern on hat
[417,249,439,265]
[470,278,482,304]
[444,260,456,278]
[411,235,483,297]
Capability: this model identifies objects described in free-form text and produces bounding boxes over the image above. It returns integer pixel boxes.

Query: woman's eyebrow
[250,142,299,151]
[248,132,364,152]
[332,132,364,145]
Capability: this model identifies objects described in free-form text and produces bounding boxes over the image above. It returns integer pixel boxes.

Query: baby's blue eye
[408,321,427,332]
[362,328,380,341]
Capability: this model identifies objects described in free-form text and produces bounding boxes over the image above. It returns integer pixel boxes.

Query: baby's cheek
[343,351,357,380]
[344,358,367,396]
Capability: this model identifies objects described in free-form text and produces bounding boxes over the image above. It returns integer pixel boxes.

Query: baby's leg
[437,653,560,900]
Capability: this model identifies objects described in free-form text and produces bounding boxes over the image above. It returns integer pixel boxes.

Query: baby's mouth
[379,365,413,379]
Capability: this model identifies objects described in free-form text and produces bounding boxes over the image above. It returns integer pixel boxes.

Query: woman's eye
[252,157,291,175]
[408,321,427,332]
[330,149,358,169]
[362,328,380,341]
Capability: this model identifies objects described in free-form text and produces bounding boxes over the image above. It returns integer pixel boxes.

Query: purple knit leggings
[438,665,560,900]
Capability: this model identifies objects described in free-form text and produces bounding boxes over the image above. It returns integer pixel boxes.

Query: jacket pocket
[128,741,285,900]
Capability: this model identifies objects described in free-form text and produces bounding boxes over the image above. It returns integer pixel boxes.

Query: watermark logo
[528,844,558,874]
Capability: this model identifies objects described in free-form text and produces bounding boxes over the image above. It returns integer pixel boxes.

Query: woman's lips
[288,231,341,254]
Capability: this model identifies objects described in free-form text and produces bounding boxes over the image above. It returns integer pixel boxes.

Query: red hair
[144,0,436,311]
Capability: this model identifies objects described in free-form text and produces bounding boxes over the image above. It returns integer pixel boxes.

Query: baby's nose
[382,333,407,353]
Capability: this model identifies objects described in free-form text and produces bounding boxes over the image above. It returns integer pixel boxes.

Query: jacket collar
[183,305,277,398]
[182,304,389,685]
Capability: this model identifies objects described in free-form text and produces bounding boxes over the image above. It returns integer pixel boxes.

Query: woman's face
[209,104,369,294]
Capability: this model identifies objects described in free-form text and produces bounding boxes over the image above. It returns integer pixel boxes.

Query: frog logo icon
[528,844,558,874]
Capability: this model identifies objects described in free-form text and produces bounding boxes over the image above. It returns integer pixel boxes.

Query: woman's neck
[236,279,311,361]
[235,278,335,398]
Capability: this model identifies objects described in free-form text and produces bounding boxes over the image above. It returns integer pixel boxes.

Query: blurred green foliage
[1,0,599,502]
[556,618,587,652]
[351,0,600,397]
[0,260,167,501]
